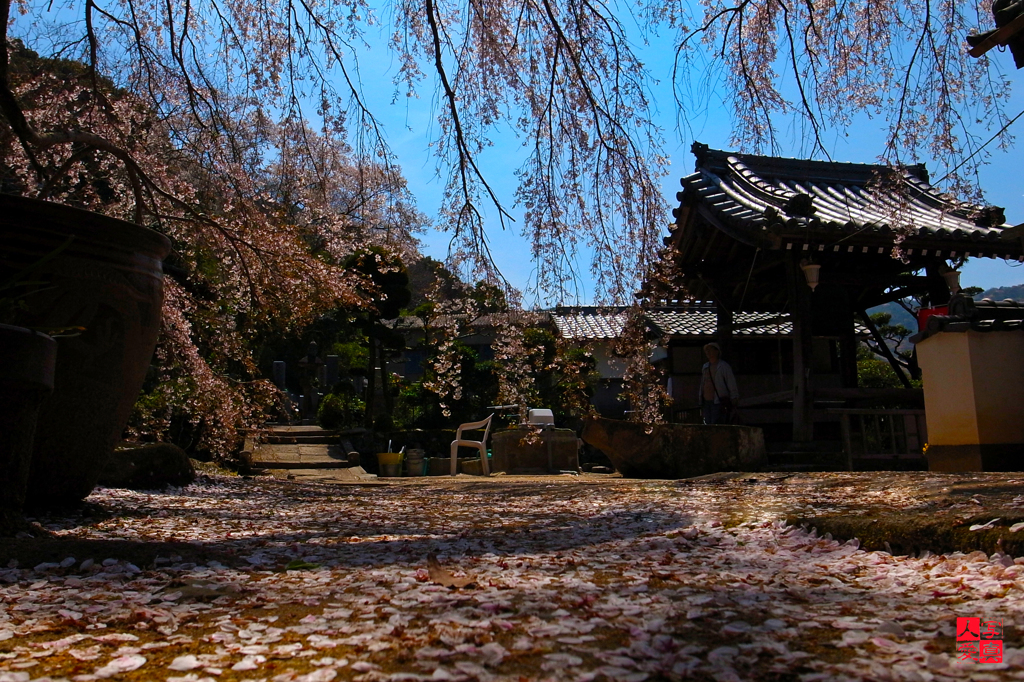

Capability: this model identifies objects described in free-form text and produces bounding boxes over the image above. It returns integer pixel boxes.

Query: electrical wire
[934,107,1024,186]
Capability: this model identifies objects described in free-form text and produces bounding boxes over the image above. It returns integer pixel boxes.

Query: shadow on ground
[2,479,698,571]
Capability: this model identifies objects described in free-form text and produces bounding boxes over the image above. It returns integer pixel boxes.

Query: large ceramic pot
[0,324,56,529]
[0,195,171,507]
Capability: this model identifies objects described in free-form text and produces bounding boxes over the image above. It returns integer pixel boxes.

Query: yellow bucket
[377,451,403,477]
[377,452,403,466]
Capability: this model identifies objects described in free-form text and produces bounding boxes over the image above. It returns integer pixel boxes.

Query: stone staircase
[245,425,354,470]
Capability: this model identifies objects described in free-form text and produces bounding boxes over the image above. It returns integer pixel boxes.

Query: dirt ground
[2,471,1023,681]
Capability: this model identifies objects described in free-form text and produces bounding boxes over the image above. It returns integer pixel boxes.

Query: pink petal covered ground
[1,474,1023,681]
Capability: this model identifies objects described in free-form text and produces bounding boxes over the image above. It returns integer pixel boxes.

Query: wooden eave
[968,13,1024,58]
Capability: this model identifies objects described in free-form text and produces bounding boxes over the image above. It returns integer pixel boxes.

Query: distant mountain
[866,282,1024,336]
[976,283,1024,301]
[867,301,917,331]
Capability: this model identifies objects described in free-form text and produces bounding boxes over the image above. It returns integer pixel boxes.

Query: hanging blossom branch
[389,0,669,303]
[552,338,598,422]
[1,44,429,461]
[7,0,670,302]
[656,0,1013,197]
[615,305,671,428]
[126,280,282,462]
[491,310,550,424]
[8,0,1016,303]
[420,291,481,419]
[4,0,398,225]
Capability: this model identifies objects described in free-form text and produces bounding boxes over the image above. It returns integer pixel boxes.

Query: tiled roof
[912,297,1024,342]
[675,144,1021,258]
[552,309,628,339]
[647,310,792,337]
[553,306,868,339]
[389,316,425,330]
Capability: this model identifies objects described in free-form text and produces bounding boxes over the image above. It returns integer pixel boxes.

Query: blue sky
[348,17,1024,303]
[12,2,1021,299]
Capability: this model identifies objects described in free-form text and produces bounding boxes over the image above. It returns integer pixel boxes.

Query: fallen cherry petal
[426,554,475,589]
[0,674,29,682]
[295,671,337,682]
[969,519,1000,531]
[721,620,752,635]
[168,655,202,671]
[231,655,266,671]
[350,661,380,672]
[94,654,146,678]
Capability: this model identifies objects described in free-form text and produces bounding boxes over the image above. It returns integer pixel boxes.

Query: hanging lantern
[942,269,962,295]
[800,260,821,291]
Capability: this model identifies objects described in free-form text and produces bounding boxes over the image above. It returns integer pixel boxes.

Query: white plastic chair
[450,414,493,476]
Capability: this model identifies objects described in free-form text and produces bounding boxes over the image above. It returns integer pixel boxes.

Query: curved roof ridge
[725,155,798,208]
[683,143,1014,243]
[691,142,931,184]
[708,167,773,218]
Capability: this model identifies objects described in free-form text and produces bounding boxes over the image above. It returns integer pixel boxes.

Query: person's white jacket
[698,360,739,405]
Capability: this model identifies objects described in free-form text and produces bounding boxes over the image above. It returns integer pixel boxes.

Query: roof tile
[552,307,870,340]
[681,146,1019,251]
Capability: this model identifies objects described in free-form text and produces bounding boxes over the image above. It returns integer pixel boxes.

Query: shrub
[317,392,365,430]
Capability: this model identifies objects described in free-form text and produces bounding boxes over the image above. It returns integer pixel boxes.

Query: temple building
[644,143,1023,468]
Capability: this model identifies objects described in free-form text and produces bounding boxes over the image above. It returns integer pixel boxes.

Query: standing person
[698,342,739,425]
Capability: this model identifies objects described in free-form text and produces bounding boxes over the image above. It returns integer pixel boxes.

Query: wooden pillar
[787,257,814,442]
[839,309,856,387]
[839,329,859,388]
[716,302,734,363]
[835,287,858,389]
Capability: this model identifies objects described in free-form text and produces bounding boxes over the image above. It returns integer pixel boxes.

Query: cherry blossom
[2,472,1023,680]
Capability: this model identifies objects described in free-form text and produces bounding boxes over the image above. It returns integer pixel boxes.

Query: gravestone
[325,355,340,389]
[297,342,324,419]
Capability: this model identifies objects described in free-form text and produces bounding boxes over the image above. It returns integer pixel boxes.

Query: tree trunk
[380,345,394,416]
[364,337,377,428]
[859,310,912,389]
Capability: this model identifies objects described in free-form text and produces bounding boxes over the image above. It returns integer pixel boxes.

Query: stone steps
[247,425,355,469]
[264,434,339,445]
[261,425,341,445]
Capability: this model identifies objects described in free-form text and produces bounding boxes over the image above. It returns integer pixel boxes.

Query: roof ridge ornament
[691,141,711,169]
[784,193,817,217]
[948,292,978,319]
[970,205,1007,227]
